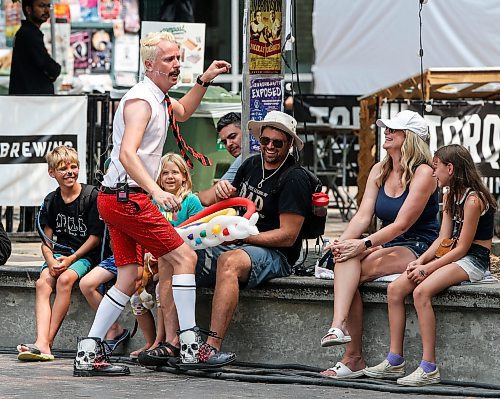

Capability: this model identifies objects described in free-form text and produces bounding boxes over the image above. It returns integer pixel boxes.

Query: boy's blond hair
[45,146,79,170]
[140,31,177,62]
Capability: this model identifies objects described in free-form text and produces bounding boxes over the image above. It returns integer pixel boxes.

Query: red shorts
[97,192,184,267]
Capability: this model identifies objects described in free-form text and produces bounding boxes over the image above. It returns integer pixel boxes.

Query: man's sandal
[137,342,180,367]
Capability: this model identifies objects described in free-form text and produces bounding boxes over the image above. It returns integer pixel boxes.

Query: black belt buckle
[116,182,129,203]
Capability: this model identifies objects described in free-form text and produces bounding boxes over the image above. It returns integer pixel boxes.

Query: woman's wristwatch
[363,238,373,249]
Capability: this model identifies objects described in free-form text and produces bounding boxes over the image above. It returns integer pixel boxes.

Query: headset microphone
[153,70,170,77]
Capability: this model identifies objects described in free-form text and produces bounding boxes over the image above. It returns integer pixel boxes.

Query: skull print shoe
[73,337,130,377]
[177,327,236,369]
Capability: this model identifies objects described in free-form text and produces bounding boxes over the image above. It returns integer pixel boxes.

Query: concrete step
[0,264,499,384]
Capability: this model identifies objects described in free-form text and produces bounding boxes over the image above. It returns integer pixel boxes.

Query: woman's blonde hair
[376,130,432,190]
[157,153,193,201]
[45,145,79,170]
[140,31,176,62]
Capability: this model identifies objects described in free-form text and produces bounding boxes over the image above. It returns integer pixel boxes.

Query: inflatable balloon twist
[175,197,259,249]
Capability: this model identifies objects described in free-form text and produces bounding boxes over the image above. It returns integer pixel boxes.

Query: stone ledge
[2,266,498,309]
[1,265,499,383]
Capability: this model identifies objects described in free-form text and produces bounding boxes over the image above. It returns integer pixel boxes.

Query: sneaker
[177,327,236,369]
[363,359,406,379]
[397,366,441,386]
[73,337,130,377]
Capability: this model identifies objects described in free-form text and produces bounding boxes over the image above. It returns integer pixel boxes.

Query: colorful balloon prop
[175,197,259,249]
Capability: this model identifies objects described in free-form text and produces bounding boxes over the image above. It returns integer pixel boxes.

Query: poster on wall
[114,33,139,87]
[141,21,205,85]
[90,29,112,73]
[80,0,99,22]
[248,77,284,151]
[70,31,91,74]
[249,0,282,74]
[41,23,73,77]
[4,0,21,48]
[0,96,88,206]
[99,0,121,21]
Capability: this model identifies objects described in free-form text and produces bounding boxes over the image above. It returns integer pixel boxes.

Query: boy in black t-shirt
[17,146,103,362]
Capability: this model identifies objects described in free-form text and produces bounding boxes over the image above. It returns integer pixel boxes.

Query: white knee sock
[88,286,130,339]
[172,274,196,331]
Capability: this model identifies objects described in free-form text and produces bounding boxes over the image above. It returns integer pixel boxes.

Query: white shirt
[103,76,168,188]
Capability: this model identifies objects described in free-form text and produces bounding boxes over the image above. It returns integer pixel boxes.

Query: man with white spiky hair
[73,31,234,377]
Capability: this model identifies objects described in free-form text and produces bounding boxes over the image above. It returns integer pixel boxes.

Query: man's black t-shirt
[9,20,61,95]
[39,184,104,265]
[232,154,311,265]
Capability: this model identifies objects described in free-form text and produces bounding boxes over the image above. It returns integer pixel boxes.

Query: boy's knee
[56,272,77,290]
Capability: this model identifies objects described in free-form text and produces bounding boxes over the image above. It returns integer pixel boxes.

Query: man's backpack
[272,164,326,239]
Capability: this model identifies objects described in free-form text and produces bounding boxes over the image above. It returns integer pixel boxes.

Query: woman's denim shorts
[383,236,430,258]
[455,243,490,282]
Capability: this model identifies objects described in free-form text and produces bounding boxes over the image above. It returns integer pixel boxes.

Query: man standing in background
[9,0,61,94]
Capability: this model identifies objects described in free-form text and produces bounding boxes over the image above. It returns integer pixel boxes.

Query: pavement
[0,354,472,399]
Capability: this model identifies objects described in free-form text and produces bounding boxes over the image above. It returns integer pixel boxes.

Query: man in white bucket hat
[194,110,311,357]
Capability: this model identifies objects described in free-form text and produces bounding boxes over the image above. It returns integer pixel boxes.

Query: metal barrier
[0,93,112,237]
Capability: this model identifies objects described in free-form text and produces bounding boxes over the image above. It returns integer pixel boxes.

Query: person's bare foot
[105,325,124,341]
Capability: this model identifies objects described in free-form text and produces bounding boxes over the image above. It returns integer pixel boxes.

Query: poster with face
[249,0,283,74]
[90,29,112,74]
[70,30,91,74]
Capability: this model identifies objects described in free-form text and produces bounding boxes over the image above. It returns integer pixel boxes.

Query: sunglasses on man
[259,136,286,148]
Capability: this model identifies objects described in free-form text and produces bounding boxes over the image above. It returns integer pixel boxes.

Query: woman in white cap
[320,110,439,379]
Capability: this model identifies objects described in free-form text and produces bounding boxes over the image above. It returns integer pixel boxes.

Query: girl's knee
[412,286,431,305]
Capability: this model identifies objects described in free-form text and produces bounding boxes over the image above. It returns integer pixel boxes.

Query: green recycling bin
[164,85,241,192]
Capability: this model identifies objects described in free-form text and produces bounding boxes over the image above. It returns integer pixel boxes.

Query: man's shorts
[41,253,92,279]
[195,244,292,289]
[97,192,184,267]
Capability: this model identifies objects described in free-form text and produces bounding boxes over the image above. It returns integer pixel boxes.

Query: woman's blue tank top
[375,185,439,244]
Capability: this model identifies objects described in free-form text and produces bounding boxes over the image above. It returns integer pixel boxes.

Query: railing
[0,93,113,237]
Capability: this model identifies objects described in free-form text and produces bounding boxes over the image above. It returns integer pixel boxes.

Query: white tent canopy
[312,0,500,95]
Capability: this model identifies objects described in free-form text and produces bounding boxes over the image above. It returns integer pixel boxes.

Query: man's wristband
[196,75,212,87]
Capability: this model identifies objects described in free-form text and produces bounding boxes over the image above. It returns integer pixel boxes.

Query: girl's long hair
[376,130,432,189]
[435,144,497,217]
[157,153,193,201]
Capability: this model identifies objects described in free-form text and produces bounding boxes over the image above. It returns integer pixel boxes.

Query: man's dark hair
[21,0,35,17]
[216,112,241,133]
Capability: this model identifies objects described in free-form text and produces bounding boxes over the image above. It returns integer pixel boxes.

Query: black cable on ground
[3,347,499,397]
[154,365,500,398]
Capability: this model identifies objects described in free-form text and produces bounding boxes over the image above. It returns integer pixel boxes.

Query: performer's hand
[214,179,237,200]
[202,60,232,81]
[152,189,181,212]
